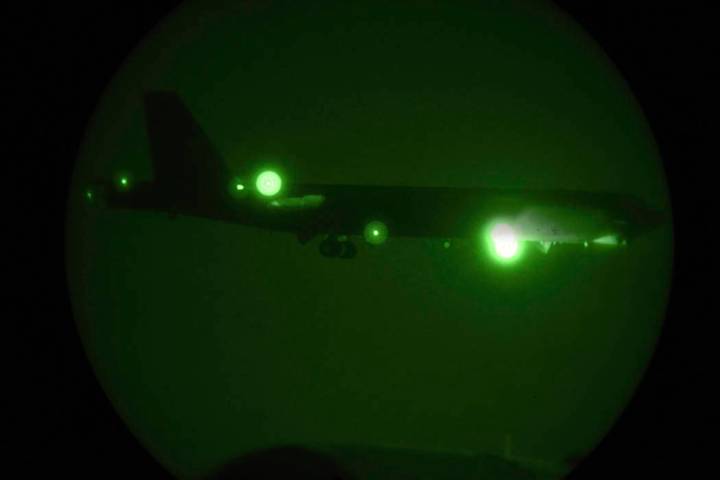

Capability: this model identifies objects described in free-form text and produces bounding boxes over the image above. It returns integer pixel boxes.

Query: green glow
[443,241,451,249]
[593,234,619,246]
[482,221,524,264]
[85,189,94,201]
[228,177,248,199]
[255,170,282,197]
[65,1,675,477]
[363,220,388,245]
[116,174,131,191]
[491,223,519,259]
[268,195,325,208]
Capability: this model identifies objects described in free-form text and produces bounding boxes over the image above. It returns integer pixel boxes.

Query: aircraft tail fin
[143,91,228,206]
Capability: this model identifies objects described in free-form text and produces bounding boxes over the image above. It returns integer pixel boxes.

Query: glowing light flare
[593,234,619,246]
[115,172,132,191]
[482,220,524,264]
[491,223,519,258]
[228,176,249,199]
[364,220,388,245]
[255,170,282,197]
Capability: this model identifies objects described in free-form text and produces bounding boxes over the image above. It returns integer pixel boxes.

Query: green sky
[66,0,672,478]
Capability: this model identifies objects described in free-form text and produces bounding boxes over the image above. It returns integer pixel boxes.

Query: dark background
[10,1,706,478]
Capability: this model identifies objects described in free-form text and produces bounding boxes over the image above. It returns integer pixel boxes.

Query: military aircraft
[83,91,666,263]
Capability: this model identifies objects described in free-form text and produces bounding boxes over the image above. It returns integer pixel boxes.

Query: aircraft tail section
[143,91,228,206]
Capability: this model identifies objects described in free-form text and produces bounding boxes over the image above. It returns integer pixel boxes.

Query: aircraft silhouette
[84,91,666,262]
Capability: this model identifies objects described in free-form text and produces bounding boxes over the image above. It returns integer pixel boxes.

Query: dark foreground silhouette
[202,443,564,480]
[205,445,357,480]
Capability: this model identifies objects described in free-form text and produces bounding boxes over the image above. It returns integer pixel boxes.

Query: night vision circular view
[65,0,673,478]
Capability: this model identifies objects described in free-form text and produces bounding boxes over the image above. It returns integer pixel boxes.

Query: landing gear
[319,235,357,259]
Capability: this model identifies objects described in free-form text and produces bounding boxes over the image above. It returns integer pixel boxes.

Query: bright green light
[482,221,523,264]
[491,223,519,259]
[228,177,248,198]
[85,189,94,201]
[117,175,130,190]
[364,220,388,245]
[256,170,282,197]
[593,234,618,246]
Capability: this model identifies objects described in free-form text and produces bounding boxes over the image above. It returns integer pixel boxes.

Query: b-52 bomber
[84,91,666,263]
